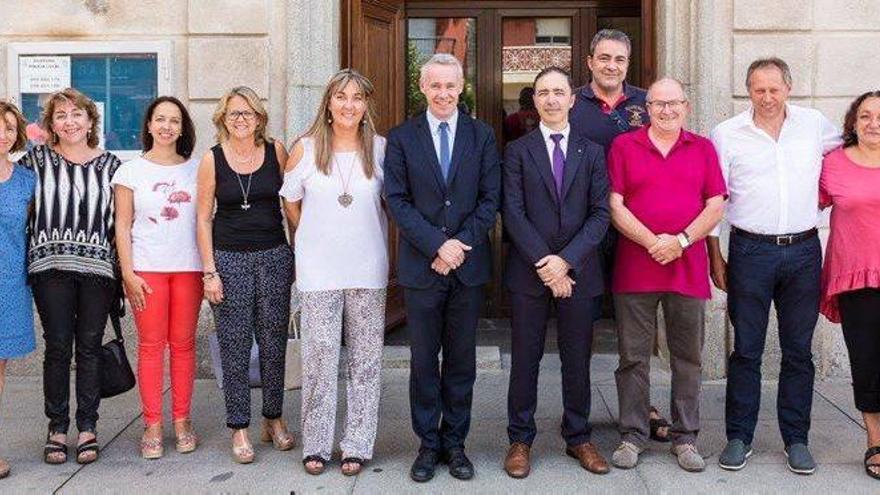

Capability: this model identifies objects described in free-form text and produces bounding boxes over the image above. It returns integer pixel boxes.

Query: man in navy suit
[501,67,611,478]
[384,53,501,483]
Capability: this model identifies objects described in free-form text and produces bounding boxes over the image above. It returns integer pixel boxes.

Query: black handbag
[100,284,136,398]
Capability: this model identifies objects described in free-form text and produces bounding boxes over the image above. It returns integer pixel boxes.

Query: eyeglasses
[646,100,687,111]
[226,110,256,121]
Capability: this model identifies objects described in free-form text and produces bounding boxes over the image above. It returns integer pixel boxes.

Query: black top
[212,143,286,252]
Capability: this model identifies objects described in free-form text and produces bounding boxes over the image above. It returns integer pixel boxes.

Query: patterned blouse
[20,145,122,280]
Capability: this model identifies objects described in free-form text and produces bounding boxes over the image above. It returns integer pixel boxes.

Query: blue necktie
[439,121,451,180]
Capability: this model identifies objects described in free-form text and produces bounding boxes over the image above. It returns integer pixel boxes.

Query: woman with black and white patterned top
[22,88,121,466]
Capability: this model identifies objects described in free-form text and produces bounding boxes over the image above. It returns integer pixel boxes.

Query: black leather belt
[731,227,818,246]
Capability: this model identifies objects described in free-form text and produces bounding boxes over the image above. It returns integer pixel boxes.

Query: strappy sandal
[303,455,327,475]
[141,425,164,460]
[44,434,68,464]
[231,433,254,464]
[174,419,198,454]
[865,446,880,480]
[341,457,365,476]
[649,406,671,443]
[76,436,99,465]
[261,419,295,451]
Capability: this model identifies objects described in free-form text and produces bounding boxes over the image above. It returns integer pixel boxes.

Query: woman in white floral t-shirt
[112,96,202,459]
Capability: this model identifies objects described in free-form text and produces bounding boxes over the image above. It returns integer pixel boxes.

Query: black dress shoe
[444,448,475,480]
[410,449,439,482]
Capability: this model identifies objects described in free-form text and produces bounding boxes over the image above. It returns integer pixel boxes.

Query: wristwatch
[202,271,218,281]
[676,232,691,249]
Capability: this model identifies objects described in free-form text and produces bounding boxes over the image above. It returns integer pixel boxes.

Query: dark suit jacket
[502,128,610,298]
[384,111,502,289]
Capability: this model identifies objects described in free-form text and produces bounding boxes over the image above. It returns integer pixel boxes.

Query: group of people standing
[0,27,878,485]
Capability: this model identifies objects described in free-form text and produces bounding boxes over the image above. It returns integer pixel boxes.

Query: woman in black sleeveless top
[196,86,294,464]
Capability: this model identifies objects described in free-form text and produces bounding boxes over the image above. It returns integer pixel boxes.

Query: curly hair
[40,88,101,148]
[842,90,880,148]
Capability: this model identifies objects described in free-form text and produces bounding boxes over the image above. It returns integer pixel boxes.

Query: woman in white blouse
[280,69,388,476]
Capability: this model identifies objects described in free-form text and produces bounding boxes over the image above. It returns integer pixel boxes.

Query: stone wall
[0,0,295,158]
[657,0,880,379]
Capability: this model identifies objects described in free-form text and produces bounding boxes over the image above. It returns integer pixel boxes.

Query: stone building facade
[3,0,878,379]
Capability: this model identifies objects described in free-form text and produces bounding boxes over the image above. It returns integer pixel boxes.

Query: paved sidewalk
[0,354,874,494]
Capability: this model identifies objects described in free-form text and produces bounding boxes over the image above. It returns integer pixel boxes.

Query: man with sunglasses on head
[569,28,672,442]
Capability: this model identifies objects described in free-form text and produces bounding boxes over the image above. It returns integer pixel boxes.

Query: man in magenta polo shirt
[607,78,727,472]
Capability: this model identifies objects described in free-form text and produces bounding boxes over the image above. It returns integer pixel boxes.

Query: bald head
[645,77,689,135]
[647,77,687,101]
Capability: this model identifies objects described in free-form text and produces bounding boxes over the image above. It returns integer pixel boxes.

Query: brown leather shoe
[504,442,531,478]
[566,442,610,474]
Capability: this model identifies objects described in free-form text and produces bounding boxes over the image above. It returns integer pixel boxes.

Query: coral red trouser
[133,272,203,426]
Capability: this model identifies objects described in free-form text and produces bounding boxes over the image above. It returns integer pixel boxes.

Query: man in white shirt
[708,57,842,475]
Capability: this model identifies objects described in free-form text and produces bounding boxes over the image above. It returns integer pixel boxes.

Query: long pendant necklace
[334,152,358,208]
[226,144,257,210]
[236,172,253,210]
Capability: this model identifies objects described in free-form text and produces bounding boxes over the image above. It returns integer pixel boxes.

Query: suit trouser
[300,288,386,460]
[507,291,594,447]
[212,245,293,429]
[615,292,705,448]
[405,277,483,453]
[725,233,821,446]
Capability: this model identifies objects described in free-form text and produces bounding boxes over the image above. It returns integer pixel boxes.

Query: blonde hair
[0,100,28,153]
[212,86,271,146]
[41,88,101,148]
[300,69,378,179]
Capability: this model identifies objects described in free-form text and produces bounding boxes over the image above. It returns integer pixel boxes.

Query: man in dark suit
[502,67,611,478]
[384,53,501,483]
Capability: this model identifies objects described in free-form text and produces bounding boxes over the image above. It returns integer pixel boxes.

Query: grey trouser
[614,292,705,448]
[300,288,386,460]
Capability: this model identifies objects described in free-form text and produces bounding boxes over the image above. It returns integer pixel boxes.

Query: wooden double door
[342,0,655,325]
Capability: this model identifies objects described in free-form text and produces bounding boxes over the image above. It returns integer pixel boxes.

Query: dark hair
[589,29,632,57]
[533,66,573,91]
[842,90,880,148]
[745,57,792,89]
[518,87,535,109]
[0,99,29,153]
[141,96,196,158]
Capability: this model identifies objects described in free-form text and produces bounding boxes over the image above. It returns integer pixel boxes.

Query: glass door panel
[500,17,572,146]
[406,17,478,118]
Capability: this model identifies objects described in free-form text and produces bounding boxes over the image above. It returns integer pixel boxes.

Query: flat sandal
[44,434,68,465]
[303,455,327,475]
[341,457,365,476]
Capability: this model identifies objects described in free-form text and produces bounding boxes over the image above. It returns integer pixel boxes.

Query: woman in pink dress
[820,90,880,480]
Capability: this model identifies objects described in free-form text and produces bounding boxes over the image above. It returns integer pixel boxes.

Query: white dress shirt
[709,104,842,236]
[425,108,459,165]
[539,121,570,166]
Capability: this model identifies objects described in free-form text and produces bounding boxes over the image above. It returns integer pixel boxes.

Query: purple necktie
[550,133,565,198]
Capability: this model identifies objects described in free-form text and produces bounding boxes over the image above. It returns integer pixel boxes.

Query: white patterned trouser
[300,288,386,460]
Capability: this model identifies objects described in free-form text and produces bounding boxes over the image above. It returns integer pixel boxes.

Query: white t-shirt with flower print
[111,156,203,272]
